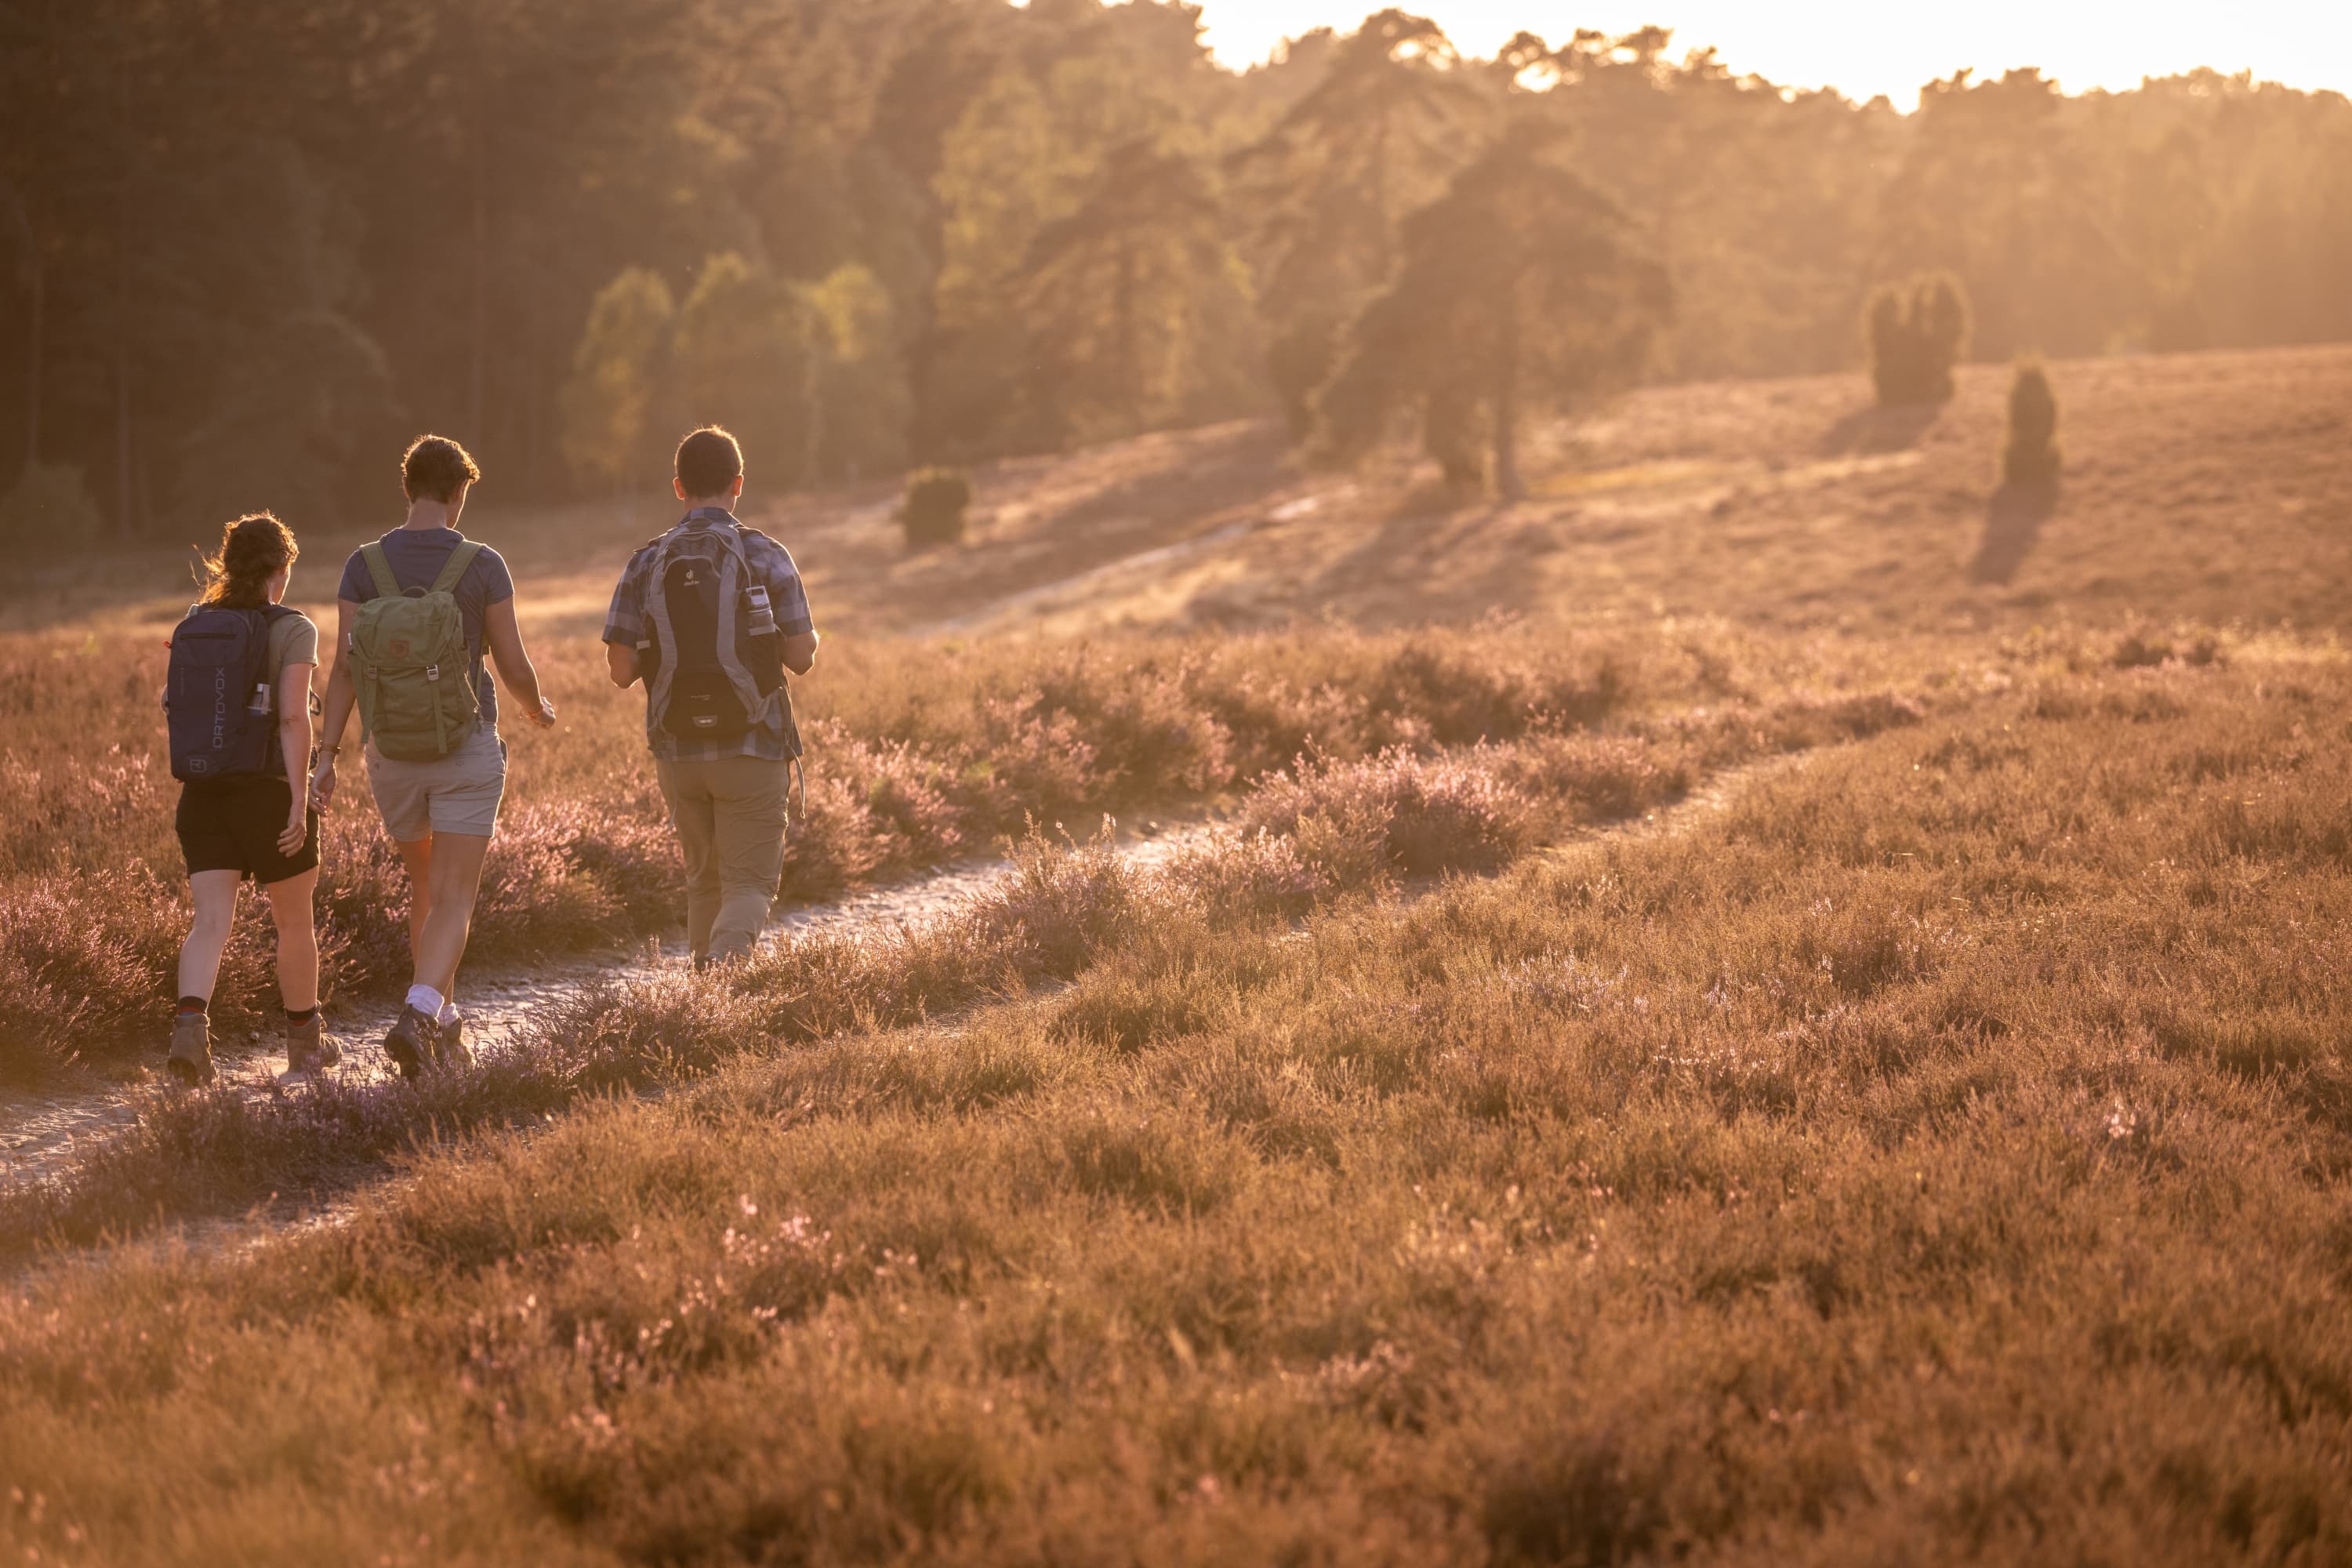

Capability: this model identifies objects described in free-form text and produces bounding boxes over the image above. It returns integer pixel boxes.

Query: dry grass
[1,612,1962,1082]
[0,666,1937,1253]
[5,346,2350,1563]
[5,655,2348,1564]
[811,347,2352,639]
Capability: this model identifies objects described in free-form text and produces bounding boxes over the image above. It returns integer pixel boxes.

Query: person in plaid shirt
[603,426,818,966]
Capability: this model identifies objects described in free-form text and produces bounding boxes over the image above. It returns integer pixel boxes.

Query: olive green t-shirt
[268,610,321,699]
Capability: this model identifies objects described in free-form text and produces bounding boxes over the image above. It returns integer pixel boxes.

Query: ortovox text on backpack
[349,539,485,762]
[166,604,295,782]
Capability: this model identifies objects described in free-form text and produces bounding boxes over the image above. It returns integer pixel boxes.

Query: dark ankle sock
[285,1006,319,1024]
[176,996,208,1016]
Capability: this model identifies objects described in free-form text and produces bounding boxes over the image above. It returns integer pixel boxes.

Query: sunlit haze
[1198,1,2352,103]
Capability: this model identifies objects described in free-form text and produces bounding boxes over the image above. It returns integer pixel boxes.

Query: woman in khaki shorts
[310,435,557,1079]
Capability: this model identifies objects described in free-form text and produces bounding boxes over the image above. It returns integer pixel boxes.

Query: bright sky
[1196,2,2352,104]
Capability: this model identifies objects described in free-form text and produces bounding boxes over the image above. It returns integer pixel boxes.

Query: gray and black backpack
[639,522,802,757]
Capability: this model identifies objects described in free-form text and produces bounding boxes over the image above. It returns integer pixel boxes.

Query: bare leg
[176,870,245,1002]
[394,835,455,1010]
[262,867,321,1012]
[412,832,492,1000]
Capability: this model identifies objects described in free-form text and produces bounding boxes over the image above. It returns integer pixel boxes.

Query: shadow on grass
[1819,401,1942,457]
[1973,481,2061,586]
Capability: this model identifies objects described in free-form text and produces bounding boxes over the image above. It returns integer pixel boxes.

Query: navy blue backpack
[165,604,292,782]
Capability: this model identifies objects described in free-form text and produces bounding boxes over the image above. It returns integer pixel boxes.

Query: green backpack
[350,540,485,761]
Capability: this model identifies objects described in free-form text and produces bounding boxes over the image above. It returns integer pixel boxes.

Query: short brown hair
[402,434,481,503]
[676,426,744,499]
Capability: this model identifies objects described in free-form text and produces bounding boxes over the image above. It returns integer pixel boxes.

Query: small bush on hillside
[902,467,971,548]
[2002,358,2063,485]
[1866,274,1969,406]
[0,461,103,553]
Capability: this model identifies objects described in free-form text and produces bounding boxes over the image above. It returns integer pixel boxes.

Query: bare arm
[309,599,360,810]
[484,596,556,728]
[318,598,359,750]
[277,659,316,853]
[783,630,818,678]
[605,641,641,689]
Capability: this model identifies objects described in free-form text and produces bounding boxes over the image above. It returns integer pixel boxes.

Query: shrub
[902,467,971,548]
[1244,746,1539,878]
[0,461,104,554]
[2002,358,2063,485]
[1865,274,1969,406]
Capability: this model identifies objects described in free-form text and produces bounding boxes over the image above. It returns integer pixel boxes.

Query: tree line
[3,1,2348,539]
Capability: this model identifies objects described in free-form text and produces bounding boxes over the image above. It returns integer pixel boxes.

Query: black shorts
[176,776,321,884]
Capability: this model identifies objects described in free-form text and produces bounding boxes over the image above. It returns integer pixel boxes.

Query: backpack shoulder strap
[359,542,400,600]
[429,539,486,597]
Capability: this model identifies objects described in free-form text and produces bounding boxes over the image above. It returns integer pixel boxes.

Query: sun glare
[1200,0,2352,103]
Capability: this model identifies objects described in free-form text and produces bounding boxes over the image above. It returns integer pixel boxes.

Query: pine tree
[1011,140,1255,446]
[1316,121,1669,500]
[1228,9,1480,437]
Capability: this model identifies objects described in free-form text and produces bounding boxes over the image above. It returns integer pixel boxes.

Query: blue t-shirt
[337,528,516,726]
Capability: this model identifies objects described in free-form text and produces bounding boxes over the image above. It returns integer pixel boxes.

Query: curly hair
[402,434,482,503]
[196,513,299,608]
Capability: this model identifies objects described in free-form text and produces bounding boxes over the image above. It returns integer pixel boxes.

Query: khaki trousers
[654,754,789,964]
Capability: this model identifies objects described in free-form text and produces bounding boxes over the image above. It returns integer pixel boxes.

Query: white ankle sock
[405,984,445,1018]
[436,1002,461,1027]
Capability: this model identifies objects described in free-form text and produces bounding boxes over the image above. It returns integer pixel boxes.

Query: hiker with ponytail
[162,512,332,1084]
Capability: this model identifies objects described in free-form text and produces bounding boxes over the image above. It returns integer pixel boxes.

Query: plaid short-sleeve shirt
[602,508,815,763]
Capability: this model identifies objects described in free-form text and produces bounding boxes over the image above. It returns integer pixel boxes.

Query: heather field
[0,616,1916,1081]
[5,644,2350,1564]
[5,343,2352,1564]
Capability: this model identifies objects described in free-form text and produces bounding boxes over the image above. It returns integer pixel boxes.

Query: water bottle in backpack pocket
[165,604,289,782]
[742,583,785,697]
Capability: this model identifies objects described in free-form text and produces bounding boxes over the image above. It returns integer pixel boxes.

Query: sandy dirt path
[0,820,1221,1192]
[1,749,1809,1229]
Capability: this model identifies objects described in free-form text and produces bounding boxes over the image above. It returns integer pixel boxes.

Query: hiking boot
[434,1013,473,1071]
[280,1013,339,1080]
[383,1004,438,1082]
[165,1012,216,1086]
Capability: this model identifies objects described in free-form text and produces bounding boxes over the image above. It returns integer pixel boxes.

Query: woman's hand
[310,753,337,811]
[278,806,309,857]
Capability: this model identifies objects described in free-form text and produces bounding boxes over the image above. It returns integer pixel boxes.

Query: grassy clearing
[0,673,1929,1254]
[0,619,1747,1080]
[5,654,2348,1563]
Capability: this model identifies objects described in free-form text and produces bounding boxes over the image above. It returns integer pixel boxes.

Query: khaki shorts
[365,724,507,841]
